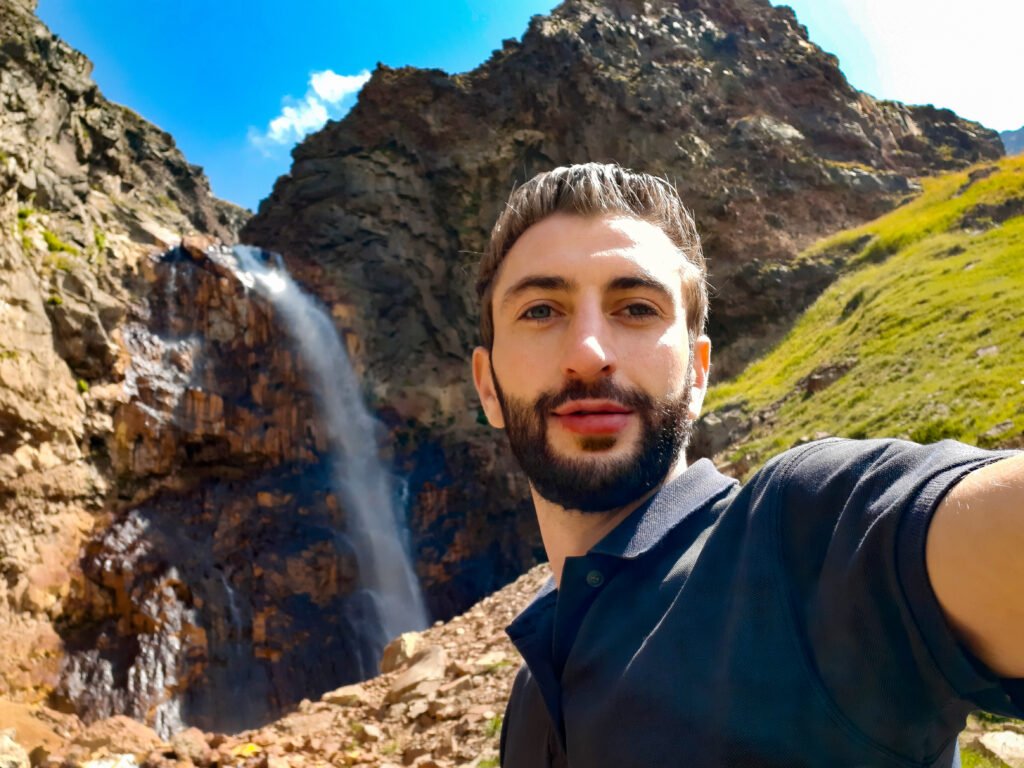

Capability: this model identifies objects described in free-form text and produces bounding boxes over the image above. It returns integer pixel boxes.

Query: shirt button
[585,570,604,588]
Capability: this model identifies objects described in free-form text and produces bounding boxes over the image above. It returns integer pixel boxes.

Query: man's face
[472,213,710,513]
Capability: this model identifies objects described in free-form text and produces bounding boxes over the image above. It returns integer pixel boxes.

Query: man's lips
[551,400,634,435]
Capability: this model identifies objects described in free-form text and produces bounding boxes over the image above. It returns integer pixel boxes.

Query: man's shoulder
[747,436,1002,495]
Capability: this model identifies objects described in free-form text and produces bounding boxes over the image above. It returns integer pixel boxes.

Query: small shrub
[77,378,90,394]
[93,227,107,251]
[484,714,503,738]
[46,294,62,306]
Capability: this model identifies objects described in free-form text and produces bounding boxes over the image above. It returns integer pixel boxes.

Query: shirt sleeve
[761,438,1023,760]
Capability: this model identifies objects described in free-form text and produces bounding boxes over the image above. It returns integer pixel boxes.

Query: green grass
[42,229,79,256]
[705,154,1024,475]
[484,714,503,738]
[46,253,75,272]
[961,747,1009,768]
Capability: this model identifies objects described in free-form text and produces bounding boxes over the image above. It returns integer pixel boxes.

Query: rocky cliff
[0,0,255,725]
[241,0,1001,641]
[1,0,527,734]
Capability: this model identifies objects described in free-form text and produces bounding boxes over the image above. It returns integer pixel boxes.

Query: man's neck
[533,459,688,586]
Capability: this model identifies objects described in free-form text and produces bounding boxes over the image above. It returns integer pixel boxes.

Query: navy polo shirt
[501,438,1024,767]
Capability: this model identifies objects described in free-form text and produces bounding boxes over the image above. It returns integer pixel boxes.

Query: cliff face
[241,0,1001,631]
[0,0,253,719]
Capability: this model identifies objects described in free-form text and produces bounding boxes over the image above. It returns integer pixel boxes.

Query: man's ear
[687,334,712,422]
[472,346,506,429]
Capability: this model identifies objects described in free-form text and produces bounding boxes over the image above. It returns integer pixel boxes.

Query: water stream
[227,245,428,673]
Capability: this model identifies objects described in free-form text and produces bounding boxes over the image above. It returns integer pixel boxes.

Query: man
[470,163,1024,767]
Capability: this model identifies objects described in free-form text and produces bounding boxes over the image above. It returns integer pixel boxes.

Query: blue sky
[38,1,1023,212]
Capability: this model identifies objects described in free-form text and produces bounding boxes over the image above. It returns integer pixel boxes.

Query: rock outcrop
[0,0,245,723]
[241,0,1002,627]
[1002,126,1024,155]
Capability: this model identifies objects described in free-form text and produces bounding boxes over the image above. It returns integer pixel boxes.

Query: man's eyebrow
[607,275,674,302]
[499,275,576,309]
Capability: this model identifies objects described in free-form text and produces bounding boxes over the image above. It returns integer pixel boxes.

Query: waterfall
[228,245,428,673]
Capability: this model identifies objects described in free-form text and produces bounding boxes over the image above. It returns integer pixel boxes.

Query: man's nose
[561,307,616,379]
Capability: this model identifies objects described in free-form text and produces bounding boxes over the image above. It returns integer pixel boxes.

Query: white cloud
[249,69,371,153]
[310,70,372,104]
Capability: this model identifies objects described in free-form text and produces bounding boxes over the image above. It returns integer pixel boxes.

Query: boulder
[978,731,1024,768]
[381,632,427,673]
[322,683,370,708]
[386,646,447,703]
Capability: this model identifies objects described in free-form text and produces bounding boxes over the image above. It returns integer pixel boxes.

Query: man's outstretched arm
[927,453,1024,678]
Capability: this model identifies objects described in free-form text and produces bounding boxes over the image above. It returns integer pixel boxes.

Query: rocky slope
[1002,126,1024,155]
[3,564,1023,768]
[241,0,1001,626]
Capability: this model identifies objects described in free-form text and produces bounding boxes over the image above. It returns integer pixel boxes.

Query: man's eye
[623,303,658,317]
[521,305,554,321]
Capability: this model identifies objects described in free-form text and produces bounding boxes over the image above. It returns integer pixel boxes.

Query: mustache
[534,378,654,414]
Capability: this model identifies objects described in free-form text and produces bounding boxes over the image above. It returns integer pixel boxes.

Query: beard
[492,363,694,514]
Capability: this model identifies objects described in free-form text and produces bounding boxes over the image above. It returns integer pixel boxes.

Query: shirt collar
[589,458,737,559]
[508,458,737,636]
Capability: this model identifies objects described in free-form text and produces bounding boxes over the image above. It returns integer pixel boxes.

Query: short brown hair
[477,163,707,349]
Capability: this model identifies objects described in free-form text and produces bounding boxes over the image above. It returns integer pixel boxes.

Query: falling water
[228,245,428,673]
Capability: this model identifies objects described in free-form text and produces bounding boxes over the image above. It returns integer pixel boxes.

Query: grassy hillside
[704,154,1024,476]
